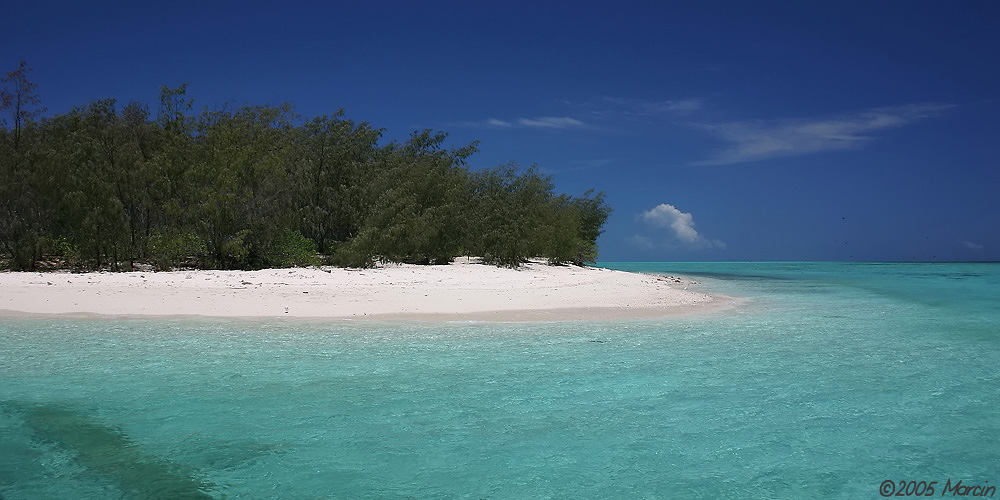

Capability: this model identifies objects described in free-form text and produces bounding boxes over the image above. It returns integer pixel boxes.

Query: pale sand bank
[0,259,734,322]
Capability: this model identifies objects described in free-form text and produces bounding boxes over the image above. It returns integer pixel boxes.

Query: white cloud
[962,240,985,252]
[692,103,955,165]
[639,98,703,116]
[517,116,585,129]
[639,203,724,248]
[456,116,585,130]
[580,96,704,119]
[641,203,699,243]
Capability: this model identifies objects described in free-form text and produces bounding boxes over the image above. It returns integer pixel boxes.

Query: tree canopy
[0,62,611,271]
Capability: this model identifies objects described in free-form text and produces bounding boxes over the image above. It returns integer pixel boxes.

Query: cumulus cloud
[638,203,724,248]
[692,103,955,165]
[641,204,700,243]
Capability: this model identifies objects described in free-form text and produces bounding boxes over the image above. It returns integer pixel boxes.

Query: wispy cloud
[456,116,586,130]
[634,98,703,117]
[638,203,724,248]
[517,116,584,128]
[485,118,514,128]
[962,240,985,252]
[574,96,704,120]
[692,103,955,165]
[459,96,701,133]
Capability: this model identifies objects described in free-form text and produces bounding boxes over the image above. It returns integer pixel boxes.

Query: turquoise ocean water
[1,262,998,499]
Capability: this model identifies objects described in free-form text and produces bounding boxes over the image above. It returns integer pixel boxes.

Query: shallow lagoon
[2,262,998,498]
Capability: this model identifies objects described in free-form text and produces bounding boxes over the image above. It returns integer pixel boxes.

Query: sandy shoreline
[0,259,732,322]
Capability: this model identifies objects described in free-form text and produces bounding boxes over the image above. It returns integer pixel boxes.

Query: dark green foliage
[287,112,380,253]
[149,230,204,271]
[550,190,611,265]
[190,103,297,269]
[463,165,610,267]
[467,164,545,267]
[0,62,612,270]
[269,229,320,267]
[0,61,47,270]
[342,131,475,266]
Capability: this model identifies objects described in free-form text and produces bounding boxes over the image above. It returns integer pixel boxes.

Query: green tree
[0,72,614,272]
[287,111,381,254]
[43,100,138,269]
[568,189,612,264]
[147,84,203,269]
[466,164,552,267]
[0,60,45,149]
[338,130,476,266]
[191,103,297,269]
[0,61,46,269]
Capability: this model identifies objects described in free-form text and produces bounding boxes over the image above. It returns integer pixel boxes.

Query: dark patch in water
[2,401,216,499]
[191,438,285,471]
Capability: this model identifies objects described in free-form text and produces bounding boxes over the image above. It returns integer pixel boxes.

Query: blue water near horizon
[1,262,998,498]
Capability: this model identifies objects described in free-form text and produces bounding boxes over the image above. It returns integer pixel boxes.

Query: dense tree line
[0,62,611,271]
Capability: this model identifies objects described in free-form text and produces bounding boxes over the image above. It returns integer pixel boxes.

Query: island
[1,69,611,273]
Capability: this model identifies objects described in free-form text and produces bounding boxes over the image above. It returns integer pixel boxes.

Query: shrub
[269,229,320,267]
[150,231,205,271]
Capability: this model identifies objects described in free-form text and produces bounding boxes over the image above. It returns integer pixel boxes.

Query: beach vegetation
[149,230,204,271]
[0,62,612,271]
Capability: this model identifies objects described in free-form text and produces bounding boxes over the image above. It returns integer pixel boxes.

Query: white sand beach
[0,259,727,321]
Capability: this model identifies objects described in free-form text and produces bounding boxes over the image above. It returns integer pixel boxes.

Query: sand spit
[0,259,731,322]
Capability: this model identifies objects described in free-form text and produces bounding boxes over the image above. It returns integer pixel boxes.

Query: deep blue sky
[4,1,998,261]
